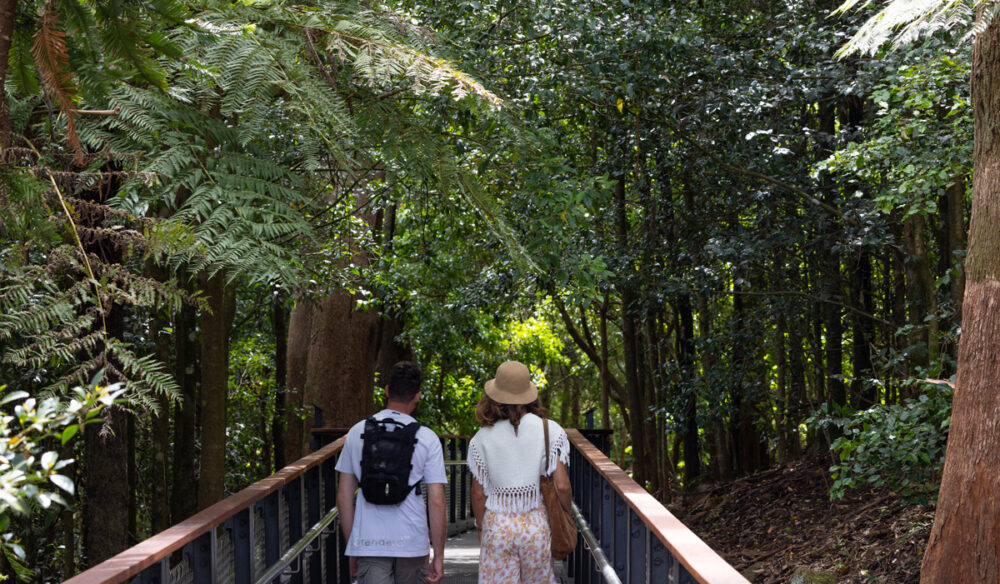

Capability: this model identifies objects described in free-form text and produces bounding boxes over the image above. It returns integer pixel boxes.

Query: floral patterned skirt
[479,507,557,584]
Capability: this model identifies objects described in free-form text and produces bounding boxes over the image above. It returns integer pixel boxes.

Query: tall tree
[922,13,1000,582]
[832,0,1000,579]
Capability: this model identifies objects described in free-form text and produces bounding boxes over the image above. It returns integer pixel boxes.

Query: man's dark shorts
[356,556,428,584]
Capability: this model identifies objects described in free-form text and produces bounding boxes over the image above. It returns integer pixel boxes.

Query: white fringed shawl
[467,413,570,513]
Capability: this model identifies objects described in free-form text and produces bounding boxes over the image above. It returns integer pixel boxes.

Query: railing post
[322,458,341,584]
[601,479,613,559]
[627,508,647,584]
[650,536,670,583]
[186,531,217,584]
[447,438,457,524]
[458,438,469,522]
[306,467,321,584]
[612,491,627,579]
[262,491,281,569]
[286,477,304,584]
[228,507,254,584]
[132,559,169,584]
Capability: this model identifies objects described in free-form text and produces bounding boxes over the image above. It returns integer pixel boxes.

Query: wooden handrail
[63,435,347,584]
[566,429,750,584]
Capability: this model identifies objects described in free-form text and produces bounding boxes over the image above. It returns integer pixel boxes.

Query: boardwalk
[442,529,569,584]
[442,530,479,584]
[61,430,749,584]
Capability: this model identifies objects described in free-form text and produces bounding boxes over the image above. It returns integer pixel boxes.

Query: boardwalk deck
[441,529,569,584]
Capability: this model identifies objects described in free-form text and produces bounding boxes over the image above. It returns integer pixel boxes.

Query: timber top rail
[63,435,347,584]
[567,429,749,584]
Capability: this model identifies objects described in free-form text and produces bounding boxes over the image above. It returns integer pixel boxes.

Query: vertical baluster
[612,491,627,579]
[570,446,582,581]
[627,508,646,584]
[263,491,281,569]
[601,479,613,558]
[186,531,217,584]
[286,477,304,584]
[447,438,457,525]
[650,536,669,583]
[131,558,169,584]
[334,471,350,584]
[590,464,602,584]
[306,467,321,584]
[228,508,254,584]
[458,438,468,522]
[322,459,340,584]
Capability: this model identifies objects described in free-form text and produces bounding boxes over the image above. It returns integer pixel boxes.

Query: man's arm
[426,483,446,583]
[336,472,358,546]
[336,472,359,578]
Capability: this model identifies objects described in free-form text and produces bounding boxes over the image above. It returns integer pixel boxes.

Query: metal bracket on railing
[255,506,341,584]
[571,502,624,584]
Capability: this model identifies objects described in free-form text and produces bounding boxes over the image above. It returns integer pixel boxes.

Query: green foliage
[811,382,952,504]
[0,381,124,568]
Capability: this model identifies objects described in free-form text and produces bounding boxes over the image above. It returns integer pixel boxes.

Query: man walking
[336,361,447,584]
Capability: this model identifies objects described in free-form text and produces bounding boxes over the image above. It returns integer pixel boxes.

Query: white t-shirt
[335,409,447,557]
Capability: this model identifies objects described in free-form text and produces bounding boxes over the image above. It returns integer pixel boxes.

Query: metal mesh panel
[169,553,193,584]
[254,504,266,576]
[217,528,235,584]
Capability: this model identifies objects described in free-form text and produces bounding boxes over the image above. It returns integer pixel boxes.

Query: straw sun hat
[484,360,538,405]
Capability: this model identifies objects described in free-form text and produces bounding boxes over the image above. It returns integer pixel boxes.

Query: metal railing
[61,429,746,584]
[63,436,349,584]
[566,429,750,584]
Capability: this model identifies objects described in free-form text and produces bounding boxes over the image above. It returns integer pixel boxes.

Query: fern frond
[32,4,83,162]
[835,0,984,57]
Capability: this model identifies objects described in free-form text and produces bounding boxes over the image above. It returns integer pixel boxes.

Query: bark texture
[281,299,313,465]
[921,16,1000,582]
[302,293,378,428]
[0,0,14,149]
[196,272,235,509]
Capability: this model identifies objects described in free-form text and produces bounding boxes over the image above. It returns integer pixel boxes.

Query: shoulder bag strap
[543,414,551,477]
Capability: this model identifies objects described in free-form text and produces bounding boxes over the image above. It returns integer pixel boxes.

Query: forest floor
[669,457,935,583]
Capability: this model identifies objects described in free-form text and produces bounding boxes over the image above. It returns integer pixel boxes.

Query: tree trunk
[849,248,876,406]
[83,404,130,566]
[151,310,171,534]
[282,299,312,464]
[940,176,967,374]
[615,177,646,484]
[921,17,1000,581]
[302,292,378,428]
[599,296,611,430]
[197,271,235,509]
[171,289,200,524]
[676,293,700,483]
[775,314,789,463]
[0,0,14,149]
[903,213,940,373]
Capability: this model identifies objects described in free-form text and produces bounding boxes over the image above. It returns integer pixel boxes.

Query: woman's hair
[475,394,548,432]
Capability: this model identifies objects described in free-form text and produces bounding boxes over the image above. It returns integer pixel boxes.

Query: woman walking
[468,360,572,584]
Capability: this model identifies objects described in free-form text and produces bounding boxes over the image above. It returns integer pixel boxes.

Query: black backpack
[359,416,421,505]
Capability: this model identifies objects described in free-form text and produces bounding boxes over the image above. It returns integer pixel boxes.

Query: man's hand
[349,557,358,578]
[426,554,444,583]
[426,483,446,584]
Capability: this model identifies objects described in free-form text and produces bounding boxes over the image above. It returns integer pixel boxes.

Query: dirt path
[668,458,934,583]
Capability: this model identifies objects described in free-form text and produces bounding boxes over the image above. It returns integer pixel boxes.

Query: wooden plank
[566,429,750,584]
[64,436,346,584]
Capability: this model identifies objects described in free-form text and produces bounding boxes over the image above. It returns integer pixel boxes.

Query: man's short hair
[387,361,422,402]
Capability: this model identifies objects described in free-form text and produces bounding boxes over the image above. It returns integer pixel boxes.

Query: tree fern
[834,0,988,56]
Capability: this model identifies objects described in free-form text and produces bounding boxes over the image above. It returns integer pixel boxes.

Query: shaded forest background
[0,0,978,580]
